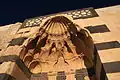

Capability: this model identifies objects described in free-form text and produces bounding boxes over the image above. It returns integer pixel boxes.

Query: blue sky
[0,0,119,26]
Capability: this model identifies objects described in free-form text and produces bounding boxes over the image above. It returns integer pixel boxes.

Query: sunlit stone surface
[1,5,120,80]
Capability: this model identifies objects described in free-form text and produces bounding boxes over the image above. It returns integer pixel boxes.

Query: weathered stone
[1,5,120,80]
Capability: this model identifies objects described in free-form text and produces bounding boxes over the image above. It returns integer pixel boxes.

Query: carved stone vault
[19,15,94,75]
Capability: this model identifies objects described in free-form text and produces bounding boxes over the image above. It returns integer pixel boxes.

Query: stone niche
[0,15,107,80]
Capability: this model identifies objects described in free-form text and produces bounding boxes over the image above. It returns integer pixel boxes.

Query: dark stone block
[96,41,120,50]
[56,71,66,80]
[85,24,110,33]
[8,37,27,46]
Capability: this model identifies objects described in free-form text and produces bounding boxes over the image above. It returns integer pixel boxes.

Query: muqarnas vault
[0,9,107,80]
